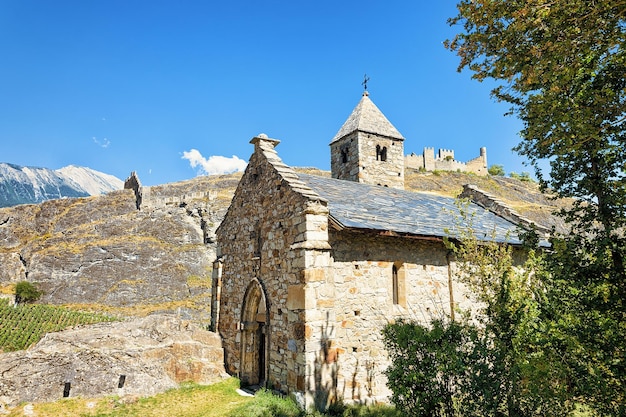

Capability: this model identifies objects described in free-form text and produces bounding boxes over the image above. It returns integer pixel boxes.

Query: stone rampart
[141,186,217,209]
[405,146,488,176]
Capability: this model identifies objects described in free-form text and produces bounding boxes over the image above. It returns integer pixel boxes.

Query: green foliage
[509,171,534,182]
[447,1,626,413]
[488,164,505,176]
[383,319,472,417]
[14,280,42,304]
[443,206,572,416]
[0,299,116,351]
[230,389,301,417]
[538,233,626,416]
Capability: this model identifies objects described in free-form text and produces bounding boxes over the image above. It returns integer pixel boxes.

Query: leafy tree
[443,208,570,416]
[488,164,505,176]
[14,281,42,304]
[446,1,626,413]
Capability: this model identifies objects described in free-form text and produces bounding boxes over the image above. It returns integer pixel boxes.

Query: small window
[253,224,262,257]
[376,145,387,161]
[341,146,349,163]
[392,262,406,307]
[392,265,399,304]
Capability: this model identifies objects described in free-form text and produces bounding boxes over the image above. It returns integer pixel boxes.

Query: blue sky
[1,1,530,186]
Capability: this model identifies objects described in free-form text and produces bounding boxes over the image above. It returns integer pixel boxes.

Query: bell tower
[329,91,405,189]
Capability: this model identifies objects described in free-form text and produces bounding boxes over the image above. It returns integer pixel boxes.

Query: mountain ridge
[0,163,123,207]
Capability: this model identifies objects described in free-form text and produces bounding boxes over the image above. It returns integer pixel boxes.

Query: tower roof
[330,92,405,144]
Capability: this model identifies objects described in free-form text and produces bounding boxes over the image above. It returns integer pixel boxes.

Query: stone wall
[141,187,218,210]
[406,147,488,176]
[330,132,405,189]
[306,230,475,404]
[355,133,404,189]
[215,136,331,404]
[460,184,551,236]
[330,133,360,183]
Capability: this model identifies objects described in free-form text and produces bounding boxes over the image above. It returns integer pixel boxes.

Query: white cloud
[182,149,247,176]
[92,137,111,148]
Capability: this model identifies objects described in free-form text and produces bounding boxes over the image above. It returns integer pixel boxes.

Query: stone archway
[240,279,269,388]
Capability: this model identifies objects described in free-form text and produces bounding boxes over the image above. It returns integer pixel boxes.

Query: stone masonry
[330,92,405,189]
[213,135,479,409]
[213,135,332,406]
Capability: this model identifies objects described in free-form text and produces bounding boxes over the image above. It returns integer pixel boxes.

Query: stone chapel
[211,91,541,410]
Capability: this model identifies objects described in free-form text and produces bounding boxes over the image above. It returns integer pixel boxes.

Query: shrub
[488,164,505,176]
[15,281,43,304]
[383,318,473,417]
[509,171,534,182]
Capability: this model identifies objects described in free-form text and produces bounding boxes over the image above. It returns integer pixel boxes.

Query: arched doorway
[240,279,269,388]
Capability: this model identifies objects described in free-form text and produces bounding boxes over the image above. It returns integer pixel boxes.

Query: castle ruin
[405,146,488,176]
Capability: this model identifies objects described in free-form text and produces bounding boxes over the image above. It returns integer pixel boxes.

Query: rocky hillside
[0,182,227,322]
[0,168,566,323]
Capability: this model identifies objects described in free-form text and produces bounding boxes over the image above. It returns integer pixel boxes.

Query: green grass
[4,378,401,417]
[0,299,116,352]
[6,378,252,417]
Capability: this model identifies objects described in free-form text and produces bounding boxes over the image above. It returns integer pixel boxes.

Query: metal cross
[362,74,370,91]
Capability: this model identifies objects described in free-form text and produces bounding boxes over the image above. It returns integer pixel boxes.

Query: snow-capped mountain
[57,165,124,196]
[0,163,124,208]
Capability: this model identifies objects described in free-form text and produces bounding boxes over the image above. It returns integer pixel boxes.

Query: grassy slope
[403,169,569,232]
[6,378,253,417]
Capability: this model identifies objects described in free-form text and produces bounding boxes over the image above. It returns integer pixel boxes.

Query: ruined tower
[330,92,405,189]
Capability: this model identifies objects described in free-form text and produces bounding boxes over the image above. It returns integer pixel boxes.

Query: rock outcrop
[0,183,228,321]
[0,314,228,406]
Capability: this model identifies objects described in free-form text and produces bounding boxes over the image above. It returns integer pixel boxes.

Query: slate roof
[298,173,543,246]
[330,93,405,144]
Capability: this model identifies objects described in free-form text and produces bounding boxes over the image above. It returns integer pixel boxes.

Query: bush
[509,171,534,182]
[488,164,505,176]
[14,281,43,304]
[383,319,473,417]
